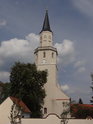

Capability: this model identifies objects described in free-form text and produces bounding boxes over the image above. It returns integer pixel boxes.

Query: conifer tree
[78,98,83,104]
[90,74,93,104]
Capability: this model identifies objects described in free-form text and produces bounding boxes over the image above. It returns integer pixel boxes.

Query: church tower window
[40,36,42,40]
[43,52,46,58]
[49,35,51,39]
[44,35,47,38]
[45,69,48,74]
[52,52,54,58]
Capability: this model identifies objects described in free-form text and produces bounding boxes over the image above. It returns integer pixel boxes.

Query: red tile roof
[71,104,93,108]
[79,104,93,108]
[10,96,31,113]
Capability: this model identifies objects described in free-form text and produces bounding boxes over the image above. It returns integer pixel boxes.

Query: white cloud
[0,34,39,58]
[55,39,75,65]
[74,60,85,68]
[74,60,86,73]
[77,67,86,73]
[0,19,7,26]
[0,33,39,66]
[0,37,75,69]
[0,71,10,82]
[0,36,76,81]
[0,33,39,81]
[61,84,70,91]
[26,33,39,43]
[0,33,86,82]
[71,0,93,17]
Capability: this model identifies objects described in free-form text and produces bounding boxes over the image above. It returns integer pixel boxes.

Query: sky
[0,0,93,103]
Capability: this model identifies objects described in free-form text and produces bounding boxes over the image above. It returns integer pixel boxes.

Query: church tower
[34,11,70,117]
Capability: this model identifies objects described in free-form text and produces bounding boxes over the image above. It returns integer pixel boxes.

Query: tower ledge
[34,46,58,55]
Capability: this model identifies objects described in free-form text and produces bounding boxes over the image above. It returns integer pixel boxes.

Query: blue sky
[0,0,93,103]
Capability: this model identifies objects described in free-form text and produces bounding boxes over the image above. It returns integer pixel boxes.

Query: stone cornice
[34,46,58,55]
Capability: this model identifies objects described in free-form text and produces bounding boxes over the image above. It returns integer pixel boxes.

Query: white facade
[0,110,93,124]
[22,114,93,124]
[34,11,70,117]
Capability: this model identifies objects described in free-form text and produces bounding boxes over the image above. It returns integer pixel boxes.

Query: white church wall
[0,102,93,124]
[22,114,93,124]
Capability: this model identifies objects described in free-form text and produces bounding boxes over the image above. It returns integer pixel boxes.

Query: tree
[90,74,93,104]
[9,103,22,124]
[9,62,47,118]
[78,98,83,104]
[61,102,70,124]
[0,82,11,104]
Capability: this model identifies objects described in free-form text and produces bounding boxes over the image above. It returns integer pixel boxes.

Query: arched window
[43,52,46,58]
[49,35,51,39]
[52,52,54,58]
[44,108,47,114]
[36,53,38,57]
[40,36,42,40]
[45,69,48,73]
[44,35,47,38]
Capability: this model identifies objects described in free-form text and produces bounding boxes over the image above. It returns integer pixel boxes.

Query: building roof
[80,104,93,108]
[71,104,93,107]
[10,96,31,113]
[40,10,52,33]
[71,104,93,112]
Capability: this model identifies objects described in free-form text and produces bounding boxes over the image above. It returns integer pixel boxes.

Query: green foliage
[0,82,11,104]
[9,103,22,124]
[90,96,93,104]
[9,62,47,118]
[61,102,70,124]
[61,102,70,118]
[90,85,93,104]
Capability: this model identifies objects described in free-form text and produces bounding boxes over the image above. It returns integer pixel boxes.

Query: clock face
[42,59,46,64]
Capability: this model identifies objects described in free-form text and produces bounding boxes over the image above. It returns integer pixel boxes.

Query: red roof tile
[10,96,31,113]
[71,104,93,108]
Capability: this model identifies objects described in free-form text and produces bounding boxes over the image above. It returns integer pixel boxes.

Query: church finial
[40,10,52,33]
[46,9,48,13]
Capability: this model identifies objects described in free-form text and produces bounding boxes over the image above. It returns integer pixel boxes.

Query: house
[0,97,31,124]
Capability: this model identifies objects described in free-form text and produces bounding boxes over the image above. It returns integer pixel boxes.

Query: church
[34,10,70,117]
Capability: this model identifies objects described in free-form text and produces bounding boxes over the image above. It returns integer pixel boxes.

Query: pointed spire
[40,10,52,33]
